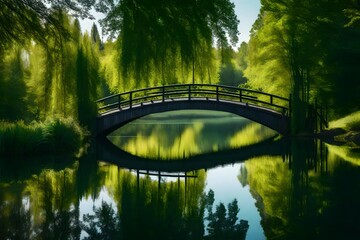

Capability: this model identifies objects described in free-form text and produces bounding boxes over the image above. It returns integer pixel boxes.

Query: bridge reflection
[96,137,291,173]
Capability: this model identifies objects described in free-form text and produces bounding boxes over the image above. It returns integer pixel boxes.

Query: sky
[231,0,261,44]
[80,0,261,47]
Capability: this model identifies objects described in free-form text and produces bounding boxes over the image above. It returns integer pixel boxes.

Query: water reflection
[107,110,276,159]
[0,112,360,240]
[97,135,288,172]
[240,139,360,240]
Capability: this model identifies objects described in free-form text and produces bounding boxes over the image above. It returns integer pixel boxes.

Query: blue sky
[232,0,261,44]
[80,0,261,46]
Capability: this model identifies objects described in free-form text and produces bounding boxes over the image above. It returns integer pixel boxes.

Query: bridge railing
[96,84,290,116]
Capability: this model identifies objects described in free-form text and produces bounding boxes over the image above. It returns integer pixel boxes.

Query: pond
[0,110,359,240]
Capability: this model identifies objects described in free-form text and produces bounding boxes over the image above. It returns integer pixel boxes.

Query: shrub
[0,118,88,157]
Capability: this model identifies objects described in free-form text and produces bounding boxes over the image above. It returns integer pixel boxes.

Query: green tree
[245,11,291,95]
[0,47,28,121]
[237,42,249,72]
[91,23,103,50]
[76,32,101,128]
[14,10,104,126]
[98,0,239,86]
[218,47,247,87]
[245,0,360,132]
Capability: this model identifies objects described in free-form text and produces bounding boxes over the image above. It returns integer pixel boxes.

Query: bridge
[96,84,291,136]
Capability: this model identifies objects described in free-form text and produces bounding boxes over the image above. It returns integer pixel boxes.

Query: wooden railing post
[239,89,242,102]
[270,95,273,105]
[129,92,132,109]
[216,86,219,101]
[118,95,121,109]
[188,85,191,100]
[162,86,165,102]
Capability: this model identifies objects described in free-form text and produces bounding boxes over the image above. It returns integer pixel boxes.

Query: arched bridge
[96,84,291,136]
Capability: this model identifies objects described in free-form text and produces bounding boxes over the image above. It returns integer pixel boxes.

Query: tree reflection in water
[1,136,360,239]
[204,189,249,240]
[108,111,276,160]
[81,190,249,240]
[1,158,234,239]
[81,201,121,240]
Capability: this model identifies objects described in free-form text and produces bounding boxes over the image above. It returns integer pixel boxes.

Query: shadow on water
[0,155,76,182]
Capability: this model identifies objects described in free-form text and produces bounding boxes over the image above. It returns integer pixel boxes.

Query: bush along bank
[0,118,89,157]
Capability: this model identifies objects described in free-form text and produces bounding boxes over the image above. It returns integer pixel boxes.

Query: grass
[329,111,360,131]
[0,118,88,157]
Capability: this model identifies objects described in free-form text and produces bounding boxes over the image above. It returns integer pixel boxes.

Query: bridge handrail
[96,83,290,116]
[96,84,289,102]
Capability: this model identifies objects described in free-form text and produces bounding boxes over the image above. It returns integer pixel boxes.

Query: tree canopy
[0,0,96,51]
[244,0,360,124]
[97,0,239,82]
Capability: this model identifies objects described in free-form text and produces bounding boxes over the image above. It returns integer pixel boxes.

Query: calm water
[1,110,360,240]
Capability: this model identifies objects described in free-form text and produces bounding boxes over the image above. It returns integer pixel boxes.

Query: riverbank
[317,128,360,147]
[320,111,360,147]
[290,111,360,148]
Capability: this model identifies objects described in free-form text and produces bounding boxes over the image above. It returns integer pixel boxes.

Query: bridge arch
[96,84,290,136]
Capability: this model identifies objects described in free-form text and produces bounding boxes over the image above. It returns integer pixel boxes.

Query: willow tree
[76,30,102,128]
[26,9,79,118]
[24,12,102,122]
[98,0,239,87]
[0,47,28,121]
[0,0,95,53]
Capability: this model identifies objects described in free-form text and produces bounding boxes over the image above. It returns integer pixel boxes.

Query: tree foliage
[98,0,239,84]
[0,0,95,52]
[244,0,360,128]
[0,47,28,121]
[0,9,103,128]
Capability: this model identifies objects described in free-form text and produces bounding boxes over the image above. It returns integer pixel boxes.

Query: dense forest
[245,0,360,132]
[0,0,359,155]
[0,0,242,123]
